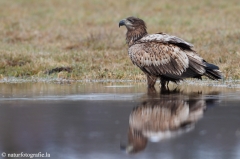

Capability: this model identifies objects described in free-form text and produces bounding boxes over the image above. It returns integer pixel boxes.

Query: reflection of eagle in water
[119,17,223,88]
[121,98,206,153]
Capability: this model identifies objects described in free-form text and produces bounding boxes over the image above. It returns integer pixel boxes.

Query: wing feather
[138,33,194,50]
[128,42,189,76]
[128,33,211,79]
[185,51,206,74]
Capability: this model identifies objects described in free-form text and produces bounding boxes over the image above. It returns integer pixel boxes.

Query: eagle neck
[126,28,147,47]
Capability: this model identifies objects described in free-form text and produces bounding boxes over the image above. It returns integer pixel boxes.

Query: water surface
[0,83,240,159]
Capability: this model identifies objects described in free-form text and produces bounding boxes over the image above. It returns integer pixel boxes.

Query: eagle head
[119,17,148,46]
[119,17,146,30]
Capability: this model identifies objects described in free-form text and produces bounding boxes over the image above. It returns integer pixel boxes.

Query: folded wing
[129,33,207,79]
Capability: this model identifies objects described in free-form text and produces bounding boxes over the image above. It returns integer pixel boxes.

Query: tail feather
[204,62,223,80]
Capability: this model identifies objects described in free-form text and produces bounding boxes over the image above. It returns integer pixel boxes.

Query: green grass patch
[0,0,240,80]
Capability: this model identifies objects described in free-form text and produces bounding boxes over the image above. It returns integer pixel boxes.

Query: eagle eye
[128,19,134,23]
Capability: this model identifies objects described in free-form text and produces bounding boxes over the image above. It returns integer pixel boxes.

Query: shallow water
[0,83,240,159]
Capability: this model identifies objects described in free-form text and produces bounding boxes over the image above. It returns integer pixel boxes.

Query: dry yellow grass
[0,0,240,80]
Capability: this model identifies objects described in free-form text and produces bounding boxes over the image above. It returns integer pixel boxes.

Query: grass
[0,0,240,81]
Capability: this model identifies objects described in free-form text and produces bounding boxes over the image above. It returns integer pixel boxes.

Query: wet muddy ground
[0,83,240,159]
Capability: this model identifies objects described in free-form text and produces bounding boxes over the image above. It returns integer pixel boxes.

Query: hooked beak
[119,19,126,27]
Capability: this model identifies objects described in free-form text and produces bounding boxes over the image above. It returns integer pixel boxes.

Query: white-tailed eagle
[119,17,223,88]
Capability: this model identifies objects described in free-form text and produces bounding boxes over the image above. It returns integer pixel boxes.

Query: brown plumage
[119,17,223,88]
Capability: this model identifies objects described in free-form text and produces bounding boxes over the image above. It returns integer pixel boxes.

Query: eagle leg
[160,79,170,93]
[147,87,157,94]
[146,75,157,88]
[160,77,170,90]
